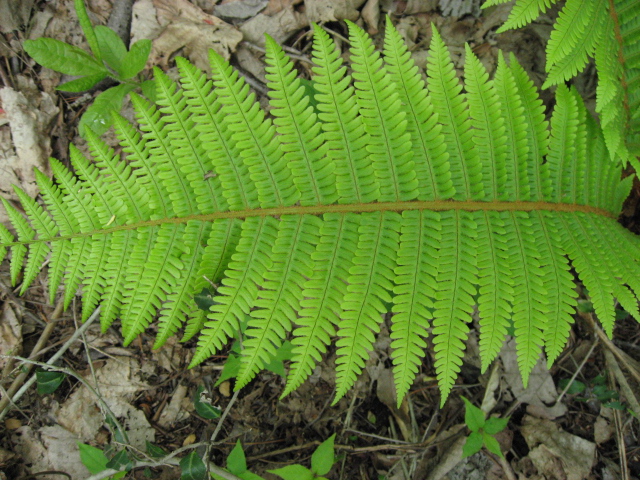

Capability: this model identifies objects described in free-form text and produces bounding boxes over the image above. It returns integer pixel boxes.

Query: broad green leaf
[74,0,101,61]
[180,451,206,480]
[193,385,221,419]
[57,73,107,92]
[23,38,106,76]
[461,396,485,432]
[146,441,167,459]
[268,464,315,480]
[483,416,510,435]
[140,79,157,102]
[462,431,483,458]
[215,353,241,386]
[106,450,133,470]
[558,378,586,395]
[95,25,127,74]
[482,432,504,458]
[36,370,65,394]
[78,443,109,474]
[119,39,152,79]
[227,440,248,474]
[79,83,135,136]
[311,434,335,476]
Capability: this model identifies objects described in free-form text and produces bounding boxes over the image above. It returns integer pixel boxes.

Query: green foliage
[78,443,127,479]
[193,385,222,419]
[2,20,640,408]
[35,369,65,394]
[461,397,509,458]
[212,436,336,480]
[23,0,151,135]
[560,374,627,410]
[180,451,207,480]
[482,0,640,163]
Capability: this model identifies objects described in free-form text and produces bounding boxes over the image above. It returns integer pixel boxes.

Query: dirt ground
[0,0,639,479]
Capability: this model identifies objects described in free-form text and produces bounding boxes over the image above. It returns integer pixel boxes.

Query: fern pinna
[1,19,639,406]
[482,0,640,166]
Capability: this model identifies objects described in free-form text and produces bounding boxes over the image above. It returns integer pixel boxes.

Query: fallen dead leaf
[439,0,481,17]
[0,77,58,223]
[518,415,596,480]
[183,433,197,446]
[11,425,91,480]
[132,0,242,73]
[214,0,269,19]
[0,303,22,370]
[239,7,307,46]
[500,338,567,419]
[56,357,155,449]
[4,418,21,430]
[361,0,380,34]
[158,384,190,428]
[304,0,366,23]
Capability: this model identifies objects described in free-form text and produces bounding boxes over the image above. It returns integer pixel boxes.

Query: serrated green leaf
[119,39,151,79]
[193,385,221,419]
[79,83,136,136]
[461,396,485,432]
[57,73,107,92]
[462,431,483,458]
[78,443,109,474]
[36,370,65,394]
[268,464,315,480]
[482,432,504,457]
[74,0,101,61]
[180,451,206,480]
[95,25,127,74]
[311,434,335,476]
[483,417,509,435]
[24,38,106,76]
[227,440,248,474]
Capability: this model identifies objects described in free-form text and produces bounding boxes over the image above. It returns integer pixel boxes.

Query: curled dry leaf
[132,0,242,73]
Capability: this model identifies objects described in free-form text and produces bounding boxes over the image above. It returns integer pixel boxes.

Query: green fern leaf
[4,21,640,408]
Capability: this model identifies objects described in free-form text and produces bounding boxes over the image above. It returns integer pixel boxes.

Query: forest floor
[0,0,640,479]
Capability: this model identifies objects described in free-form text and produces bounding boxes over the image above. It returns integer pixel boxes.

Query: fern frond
[432,211,477,404]
[284,213,358,397]
[464,45,507,200]
[496,0,558,33]
[3,21,639,408]
[427,27,483,201]
[493,53,531,201]
[383,18,454,201]
[391,210,437,404]
[347,21,418,202]
[208,50,298,208]
[335,212,400,402]
[476,211,513,372]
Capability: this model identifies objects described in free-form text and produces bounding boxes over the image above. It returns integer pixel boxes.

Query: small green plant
[78,442,127,479]
[212,436,337,480]
[559,374,626,410]
[461,397,509,459]
[23,0,153,135]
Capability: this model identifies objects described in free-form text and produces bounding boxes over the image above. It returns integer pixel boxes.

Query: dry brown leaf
[304,0,367,23]
[131,0,242,73]
[56,357,154,449]
[0,303,22,370]
[0,78,58,224]
[500,338,567,419]
[519,415,596,480]
[11,425,91,480]
[239,7,307,46]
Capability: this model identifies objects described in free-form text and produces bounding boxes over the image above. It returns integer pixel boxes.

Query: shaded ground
[0,0,639,479]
